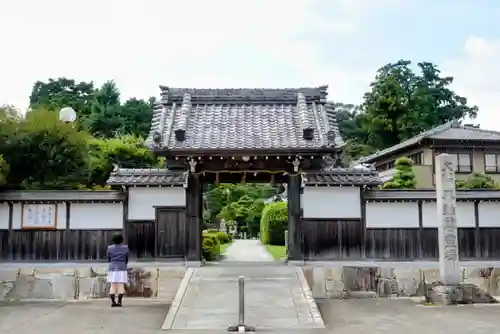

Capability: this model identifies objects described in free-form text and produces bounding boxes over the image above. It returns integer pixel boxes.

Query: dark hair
[112,233,124,245]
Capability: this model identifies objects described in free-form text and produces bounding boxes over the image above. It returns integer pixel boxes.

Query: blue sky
[0,0,498,128]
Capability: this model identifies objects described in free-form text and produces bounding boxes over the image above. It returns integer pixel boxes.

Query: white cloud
[443,37,500,130]
[0,0,378,112]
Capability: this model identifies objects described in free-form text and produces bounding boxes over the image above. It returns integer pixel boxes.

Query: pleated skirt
[107,271,128,283]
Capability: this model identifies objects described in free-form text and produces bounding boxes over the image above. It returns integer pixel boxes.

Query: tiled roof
[146,86,344,152]
[354,121,500,165]
[159,86,328,103]
[365,189,500,201]
[106,168,187,187]
[302,168,382,186]
[0,191,125,202]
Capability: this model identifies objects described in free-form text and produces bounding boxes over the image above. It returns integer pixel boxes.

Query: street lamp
[59,107,77,124]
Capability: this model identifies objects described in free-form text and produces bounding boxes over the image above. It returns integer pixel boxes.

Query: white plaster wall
[11,203,67,230]
[0,204,9,229]
[128,187,186,220]
[366,202,419,228]
[70,203,123,229]
[422,201,475,228]
[479,202,500,227]
[303,187,361,219]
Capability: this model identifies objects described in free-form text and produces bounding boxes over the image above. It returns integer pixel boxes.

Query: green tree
[85,81,124,138]
[0,155,10,186]
[205,184,237,222]
[361,60,478,150]
[456,173,497,189]
[205,183,275,224]
[29,78,95,123]
[245,199,266,237]
[381,157,416,189]
[217,202,241,223]
[260,202,288,245]
[0,105,22,121]
[333,102,375,162]
[335,102,366,143]
[0,109,91,189]
[87,135,157,188]
[120,98,153,138]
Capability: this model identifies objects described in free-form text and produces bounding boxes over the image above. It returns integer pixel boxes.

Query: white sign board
[22,204,58,229]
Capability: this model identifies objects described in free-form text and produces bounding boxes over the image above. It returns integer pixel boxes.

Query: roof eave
[355,140,425,164]
[154,147,337,157]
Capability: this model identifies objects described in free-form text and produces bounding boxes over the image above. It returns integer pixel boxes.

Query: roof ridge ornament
[297,93,314,140]
[175,93,192,141]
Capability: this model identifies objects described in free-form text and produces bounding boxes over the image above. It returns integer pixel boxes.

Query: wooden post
[186,173,202,262]
[65,202,71,260]
[7,203,13,260]
[287,174,303,261]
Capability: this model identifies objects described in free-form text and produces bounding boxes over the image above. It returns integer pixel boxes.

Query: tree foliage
[0,106,157,190]
[207,183,275,235]
[0,109,91,189]
[29,78,95,123]
[0,61,490,198]
[456,173,497,189]
[380,157,416,189]
[337,60,478,161]
[0,105,22,121]
[29,78,153,139]
[87,135,157,188]
[0,155,10,186]
[260,202,288,245]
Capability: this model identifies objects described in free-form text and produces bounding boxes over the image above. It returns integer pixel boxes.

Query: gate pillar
[288,173,304,261]
[185,173,203,262]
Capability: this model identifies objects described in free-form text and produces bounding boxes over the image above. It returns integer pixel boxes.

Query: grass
[265,245,287,260]
[220,242,232,254]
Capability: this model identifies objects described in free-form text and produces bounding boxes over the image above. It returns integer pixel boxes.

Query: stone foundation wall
[302,265,500,299]
[0,266,186,302]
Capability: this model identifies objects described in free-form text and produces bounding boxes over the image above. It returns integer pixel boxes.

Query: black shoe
[117,294,123,307]
[110,294,117,307]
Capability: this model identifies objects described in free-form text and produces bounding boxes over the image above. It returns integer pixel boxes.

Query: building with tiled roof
[145,86,344,154]
[353,120,500,188]
[105,85,385,262]
[108,85,381,187]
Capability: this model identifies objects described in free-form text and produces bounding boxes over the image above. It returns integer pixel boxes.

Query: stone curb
[295,267,326,329]
[161,267,195,330]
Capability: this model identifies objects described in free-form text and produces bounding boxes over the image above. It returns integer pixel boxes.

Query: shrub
[381,157,416,189]
[260,202,288,245]
[202,232,220,261]
[216,231,230,244]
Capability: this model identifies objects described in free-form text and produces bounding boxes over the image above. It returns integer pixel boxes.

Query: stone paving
[318,298,500,334]
[222,239,273,262]
[0,299,168,334]
[162,266,324,331]
[4,296,500,333]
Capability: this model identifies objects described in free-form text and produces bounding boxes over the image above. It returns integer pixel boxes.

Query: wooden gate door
[155,207,186,258]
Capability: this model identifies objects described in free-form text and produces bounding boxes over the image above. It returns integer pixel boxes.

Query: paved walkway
[4,295,500,333]
[0,299,168,334]
[162,266,324,331]
[321,298,500,334]
[222,239,273,262]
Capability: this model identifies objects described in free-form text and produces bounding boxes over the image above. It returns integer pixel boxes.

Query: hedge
[260,201,288,245]
[202,231,232,261]
[202,232,220,261]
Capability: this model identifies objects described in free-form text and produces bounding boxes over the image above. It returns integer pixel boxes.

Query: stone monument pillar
[435,153,461,285]
[429,154,497,305]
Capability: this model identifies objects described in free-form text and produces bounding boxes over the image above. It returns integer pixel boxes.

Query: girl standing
[107,233,129,307]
